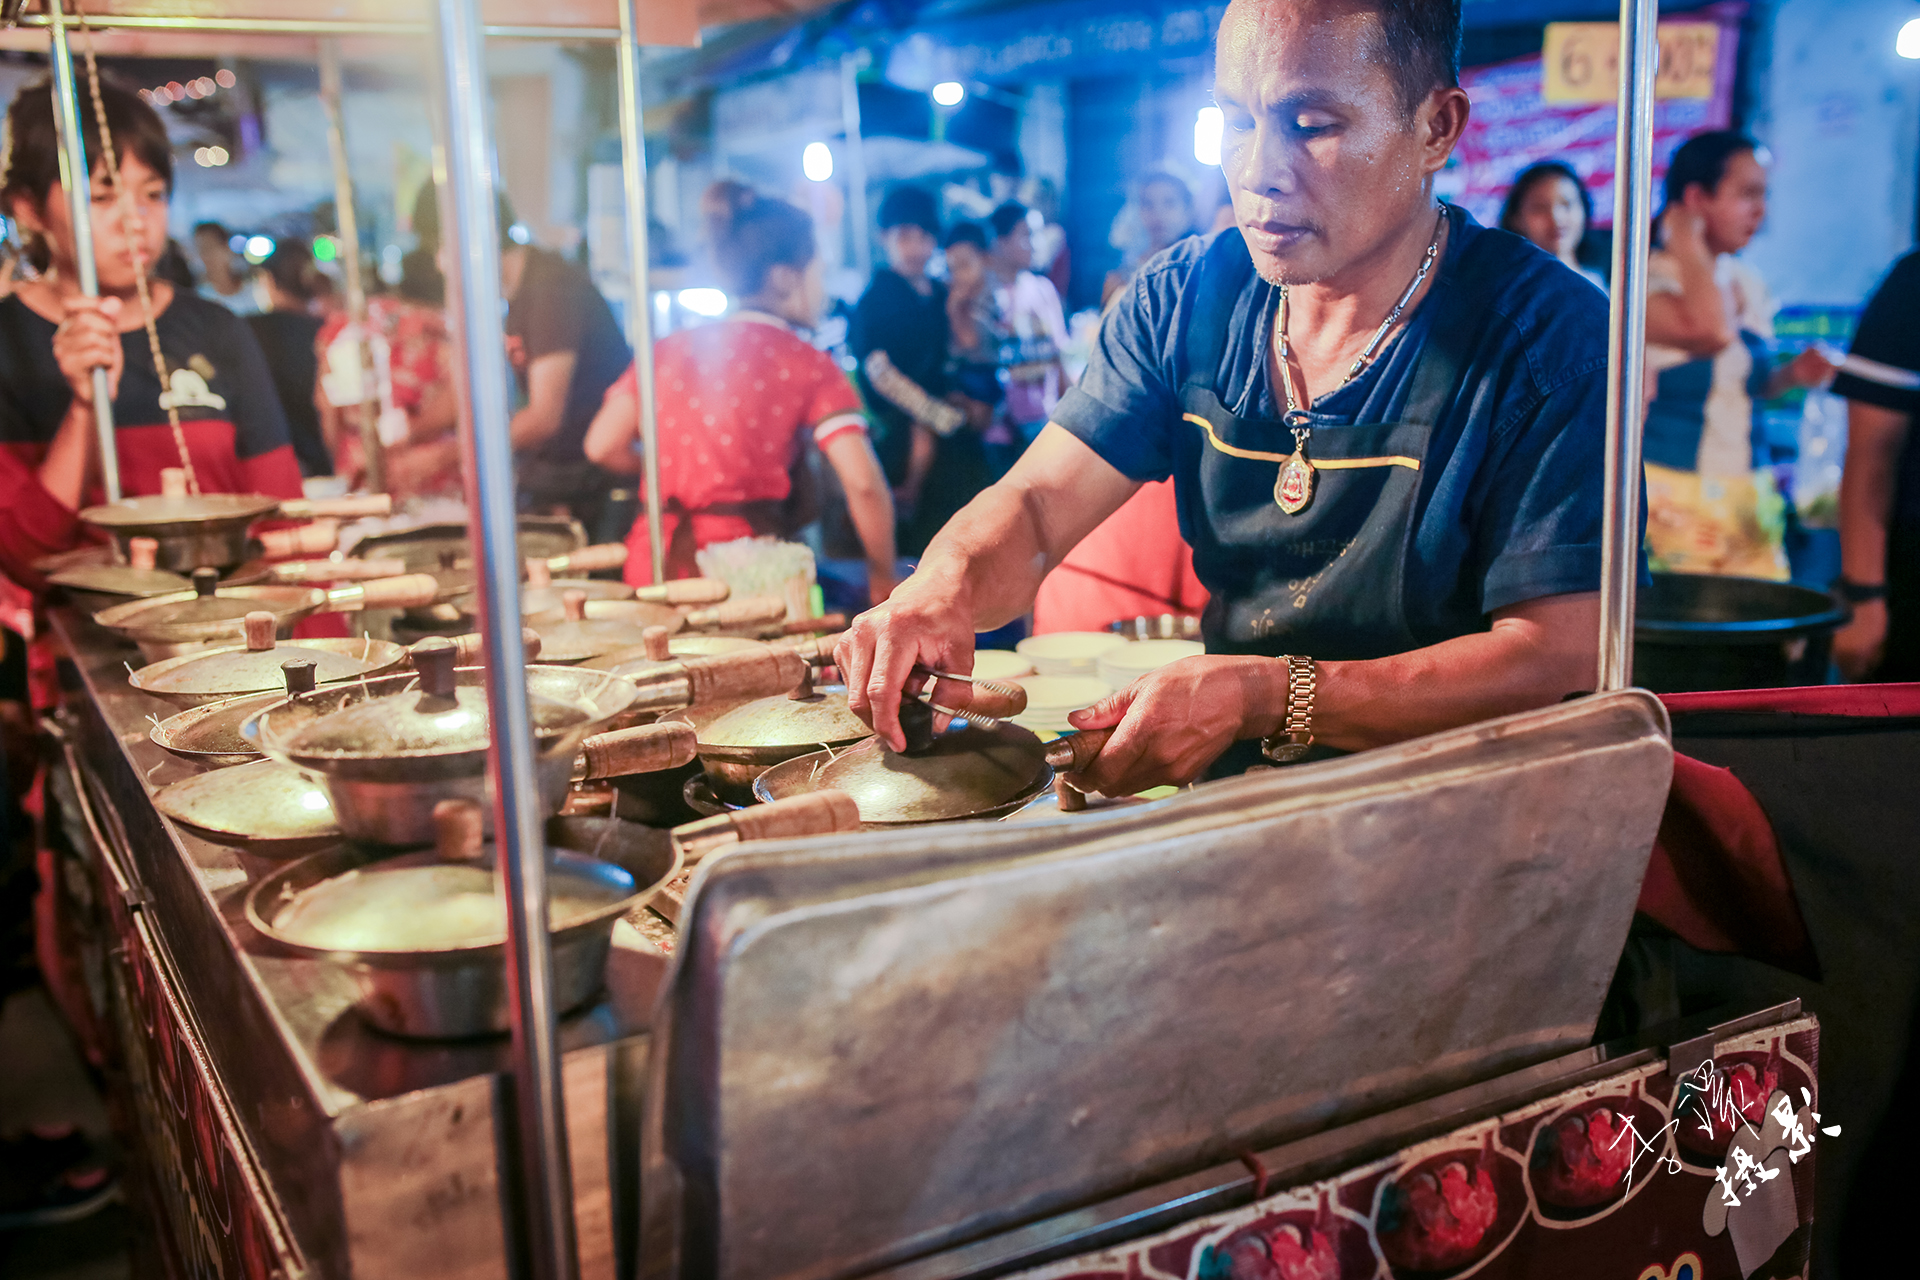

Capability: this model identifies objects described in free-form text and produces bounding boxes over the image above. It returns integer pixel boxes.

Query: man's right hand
[835,567,978,751]
[1834,598,1888,681]
[52,295,124,404]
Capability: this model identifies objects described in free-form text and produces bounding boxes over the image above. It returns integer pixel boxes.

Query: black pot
[1633,573,1849,693]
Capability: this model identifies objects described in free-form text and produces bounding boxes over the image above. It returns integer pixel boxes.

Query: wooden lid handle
[671,790,861,864]
[1044,727,1113,773]
[256,519,340,559]
[562,588,588,623]
[634,576,730,606]
[159,468,188,497]
[242,610,277,651]
[277,493,393,520]
[340,573,441,610]
[923,672,1027,720]
[678,647,807,708]
[524,559,553,588]
[433,798,487,862]
[128,537,158,571]
[441,627,542,665]
[547,543,628,575]
[642,625,671,661]
[682,596,788,632]
[576,721,697,780]
[270,556,408,583]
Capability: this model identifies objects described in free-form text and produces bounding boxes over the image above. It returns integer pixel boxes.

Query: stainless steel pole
[1597,0,1658,691]
[615,0,665,584]
[45,3,120,502]
[426,3,577,1278]
[840,51,872,278]
[319,39,386,494]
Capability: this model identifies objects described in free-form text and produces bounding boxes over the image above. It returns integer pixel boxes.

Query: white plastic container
[968,649,1037,682]
[1010,674,1113,733]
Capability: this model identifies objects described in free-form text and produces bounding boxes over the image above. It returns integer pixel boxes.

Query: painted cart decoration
[1016,1017,1822,1280]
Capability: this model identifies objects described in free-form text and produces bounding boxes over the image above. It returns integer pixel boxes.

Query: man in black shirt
[1832,251,1920,680]
[850,186,992,555]
[502,234,632,542]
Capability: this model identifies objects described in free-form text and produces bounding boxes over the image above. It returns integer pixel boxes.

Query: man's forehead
[1216,0,1387,96]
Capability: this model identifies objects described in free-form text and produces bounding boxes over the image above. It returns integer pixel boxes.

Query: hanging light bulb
[931,81,965,107]
[802,142,834,183]
[1194,107,1224,167]
[1900,18,1920,59]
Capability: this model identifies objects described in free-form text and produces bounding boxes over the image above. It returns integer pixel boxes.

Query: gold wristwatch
[1261,655,1317,764]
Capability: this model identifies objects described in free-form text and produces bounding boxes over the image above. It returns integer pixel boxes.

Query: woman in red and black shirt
[0,74,300,591]
[586,187,896,599]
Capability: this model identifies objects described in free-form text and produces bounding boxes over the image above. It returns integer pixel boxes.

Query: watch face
[1265,741,1311,764]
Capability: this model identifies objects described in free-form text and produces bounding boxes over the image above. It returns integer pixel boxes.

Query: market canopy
[0,0,845,55]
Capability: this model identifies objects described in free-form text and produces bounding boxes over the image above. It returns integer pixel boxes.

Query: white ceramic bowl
[1010,674,1112,733]
[1096,638,1206,690]
[1016,631,1126,677]
[968,649,1036,682]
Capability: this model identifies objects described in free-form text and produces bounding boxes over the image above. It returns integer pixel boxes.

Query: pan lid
[265,641,634,762]
[527,589,660,663]
[80,492,281,533]
[50,563,191,599]
[518,578,633,618]
[133,614,397,698]
[257,802,637,955]
[97,569,315,631]
[154,758,342,852]
[578,630,761,677]
[753,718,1052,824]
[690,672,870,751]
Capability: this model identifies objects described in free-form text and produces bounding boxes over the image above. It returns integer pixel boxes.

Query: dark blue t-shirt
[1052,205,1616,650]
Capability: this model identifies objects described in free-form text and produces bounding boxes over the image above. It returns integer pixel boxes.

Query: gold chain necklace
[1271,206,1444,514]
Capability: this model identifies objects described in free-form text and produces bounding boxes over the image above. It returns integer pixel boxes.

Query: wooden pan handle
[256,519,340,559]
[576,721,697,780]
[770,612,846,637]
[270,557,408,583]
[634,577,730,606]
[772,631,846,665]
[546,543,628,575]
[682,596,787,632]
[626,647,807,712]
[278,493,393,520]
[1044,727,1113,773]
[438,628,542,665]
[671,790,862,863]
[924,673,1027,720]
[332,573,440,611]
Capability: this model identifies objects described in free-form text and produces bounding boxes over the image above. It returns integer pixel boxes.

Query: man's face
[1690,149,1767,256]
[882,223,936,277]
[1215,0,1456,286]
[992,220,1033,273]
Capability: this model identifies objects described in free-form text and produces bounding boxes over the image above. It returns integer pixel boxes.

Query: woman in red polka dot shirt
[586,189,897,601]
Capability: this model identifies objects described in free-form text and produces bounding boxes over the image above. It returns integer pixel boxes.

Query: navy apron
[1174,218,1496,770]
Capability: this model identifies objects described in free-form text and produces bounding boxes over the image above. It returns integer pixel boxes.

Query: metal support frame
[615,0,665,585]
[318,39,386,494]
[18,13,618,38]
[45,2,120,502]
[840,50,872,279]
[428,2,578,1277]
[1597,0,1658,690]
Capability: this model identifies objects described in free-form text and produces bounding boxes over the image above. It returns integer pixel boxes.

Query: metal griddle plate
[751,721,1050,823]
[645,690,1674,1280]
[153,758,342,856]
[150,690,283,766]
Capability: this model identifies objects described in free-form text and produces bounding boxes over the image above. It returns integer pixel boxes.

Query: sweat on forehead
[1217,0,1460,116]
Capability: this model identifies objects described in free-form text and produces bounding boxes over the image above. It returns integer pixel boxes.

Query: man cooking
[837,0,1615,796]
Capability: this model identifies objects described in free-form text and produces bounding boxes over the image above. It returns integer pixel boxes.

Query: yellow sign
[1542,21,1720,103]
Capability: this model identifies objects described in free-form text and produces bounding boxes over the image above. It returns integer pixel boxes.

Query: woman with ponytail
[586,184,897,601]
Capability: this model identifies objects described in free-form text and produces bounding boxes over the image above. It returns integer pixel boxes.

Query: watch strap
[1837,578,1888,604]
[1261,655,1317,764]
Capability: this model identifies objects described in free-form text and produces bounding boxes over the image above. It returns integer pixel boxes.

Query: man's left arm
[511,350,577,451]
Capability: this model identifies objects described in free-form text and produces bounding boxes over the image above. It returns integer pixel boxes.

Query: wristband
[1837,578,1888,605]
